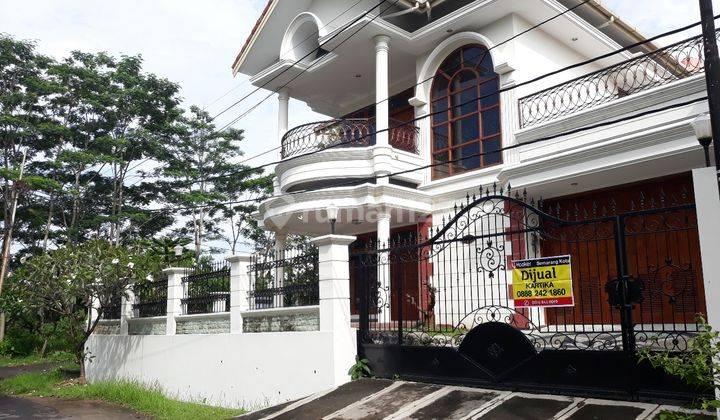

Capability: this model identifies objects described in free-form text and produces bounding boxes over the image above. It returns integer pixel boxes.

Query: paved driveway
[238,379,713,420]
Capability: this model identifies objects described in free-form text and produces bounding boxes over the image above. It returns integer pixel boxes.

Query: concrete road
[0,395,145,419]
[238,379,714,420]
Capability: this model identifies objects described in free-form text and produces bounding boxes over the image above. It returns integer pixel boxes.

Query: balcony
[518,31,707,128]
[281,118,419,159]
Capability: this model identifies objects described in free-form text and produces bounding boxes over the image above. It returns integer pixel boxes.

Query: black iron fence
[132,275,168,318]
[280,118,419,158]
[353,186,703,351]
[100,296,122,320]
[181,262,230,315]
[248,245,319,310]
[518,31,711,128]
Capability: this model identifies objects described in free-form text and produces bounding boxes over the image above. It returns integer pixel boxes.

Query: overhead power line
[155,20,714,189]
[201,0,365,112]
[138,95,707,215]
[211,0,393,122]
[214,0,592,132]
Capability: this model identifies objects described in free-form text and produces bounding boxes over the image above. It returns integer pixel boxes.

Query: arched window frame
[430,44,502,180]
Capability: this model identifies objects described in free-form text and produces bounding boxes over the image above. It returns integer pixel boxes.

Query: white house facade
[87,0,720,410]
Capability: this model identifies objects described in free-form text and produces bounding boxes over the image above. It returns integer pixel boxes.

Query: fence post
[692,167,720,411]
[119,286,134,335]
[312,234,357,386]
[163,267,186,336]
[227,254,252,334]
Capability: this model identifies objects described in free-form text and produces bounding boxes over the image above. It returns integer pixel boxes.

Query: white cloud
[602,0,720,44]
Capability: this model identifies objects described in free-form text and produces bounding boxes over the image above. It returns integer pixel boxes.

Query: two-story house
[234,0,707,332]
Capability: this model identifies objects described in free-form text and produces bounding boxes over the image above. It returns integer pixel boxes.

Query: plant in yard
[639,315,719,414]
[348,356,372,380]
[2,239,156,379]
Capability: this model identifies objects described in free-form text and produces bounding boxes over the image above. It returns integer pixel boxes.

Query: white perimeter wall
[86,331,336,409]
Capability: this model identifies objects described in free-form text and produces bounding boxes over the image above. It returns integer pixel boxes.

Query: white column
[278,89,289,142]
[274,233,287,308]
[377,211,392,321]
[692,167,720,413]
[275,89,290,196]
[373,35,392,185]
[312,234,357,387]
[693,167,720,329]
[163,267,186,335]
[500,81,520,165]
[227,254,253,334]
[119,286,135,335]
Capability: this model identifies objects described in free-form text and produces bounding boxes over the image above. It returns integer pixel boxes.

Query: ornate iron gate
[352,186,707,401]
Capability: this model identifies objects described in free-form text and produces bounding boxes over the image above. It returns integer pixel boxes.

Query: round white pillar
[373,35,391,185]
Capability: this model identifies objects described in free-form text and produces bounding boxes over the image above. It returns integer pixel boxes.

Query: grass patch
[0,352,74,367]
[0,369,244,419]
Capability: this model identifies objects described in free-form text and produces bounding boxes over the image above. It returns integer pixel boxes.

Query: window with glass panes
[431,44,501,179]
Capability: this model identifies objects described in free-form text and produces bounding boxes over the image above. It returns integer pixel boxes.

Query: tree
[155,106,267,261]
[44,51,182,246]
[4,239,159,379]
[0,34,62,339]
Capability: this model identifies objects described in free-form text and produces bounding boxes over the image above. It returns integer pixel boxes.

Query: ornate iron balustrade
[248,245,319,309]
[181,262,230,315]
[280,118,419,159]
[132,277,168,318]
[518,32,711,128]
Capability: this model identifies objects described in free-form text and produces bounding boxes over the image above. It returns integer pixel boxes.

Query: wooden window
[431,44,502,179]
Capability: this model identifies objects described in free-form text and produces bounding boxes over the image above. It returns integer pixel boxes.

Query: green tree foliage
[154,106,271,261]
[1,32,269,260]
[2,240,163,379]
[0,32,273,356]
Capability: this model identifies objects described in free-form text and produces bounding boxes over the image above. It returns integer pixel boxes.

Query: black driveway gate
[352,186,707,401]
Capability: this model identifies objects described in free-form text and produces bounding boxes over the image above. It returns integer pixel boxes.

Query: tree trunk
[42,197,54,252]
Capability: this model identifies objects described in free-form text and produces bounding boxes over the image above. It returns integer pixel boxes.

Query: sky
[0,0,715,253]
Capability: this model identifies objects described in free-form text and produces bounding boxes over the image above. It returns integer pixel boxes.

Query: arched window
[430,44,501,179]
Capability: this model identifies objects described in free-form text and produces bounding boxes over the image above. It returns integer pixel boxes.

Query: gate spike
[592,201,598,218]
[681,186,689,202]
[556,203,561,217]
[472,193,476,201]
[514,190,520,199]
[609,198,617,213]
[466,192,470,205]
[499,185,504,196]
[659,187,667,207]
[485,187,490,196]
[507,183,512,195]
[639,191,646,209]
[538,196,544,210]
[530,197,536,207]
[601,205,608,217]
[649,196,657,209]
[573,203,580,220]
[523,188,528,202]
[492,182,497,194]
[629,199,636,211]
